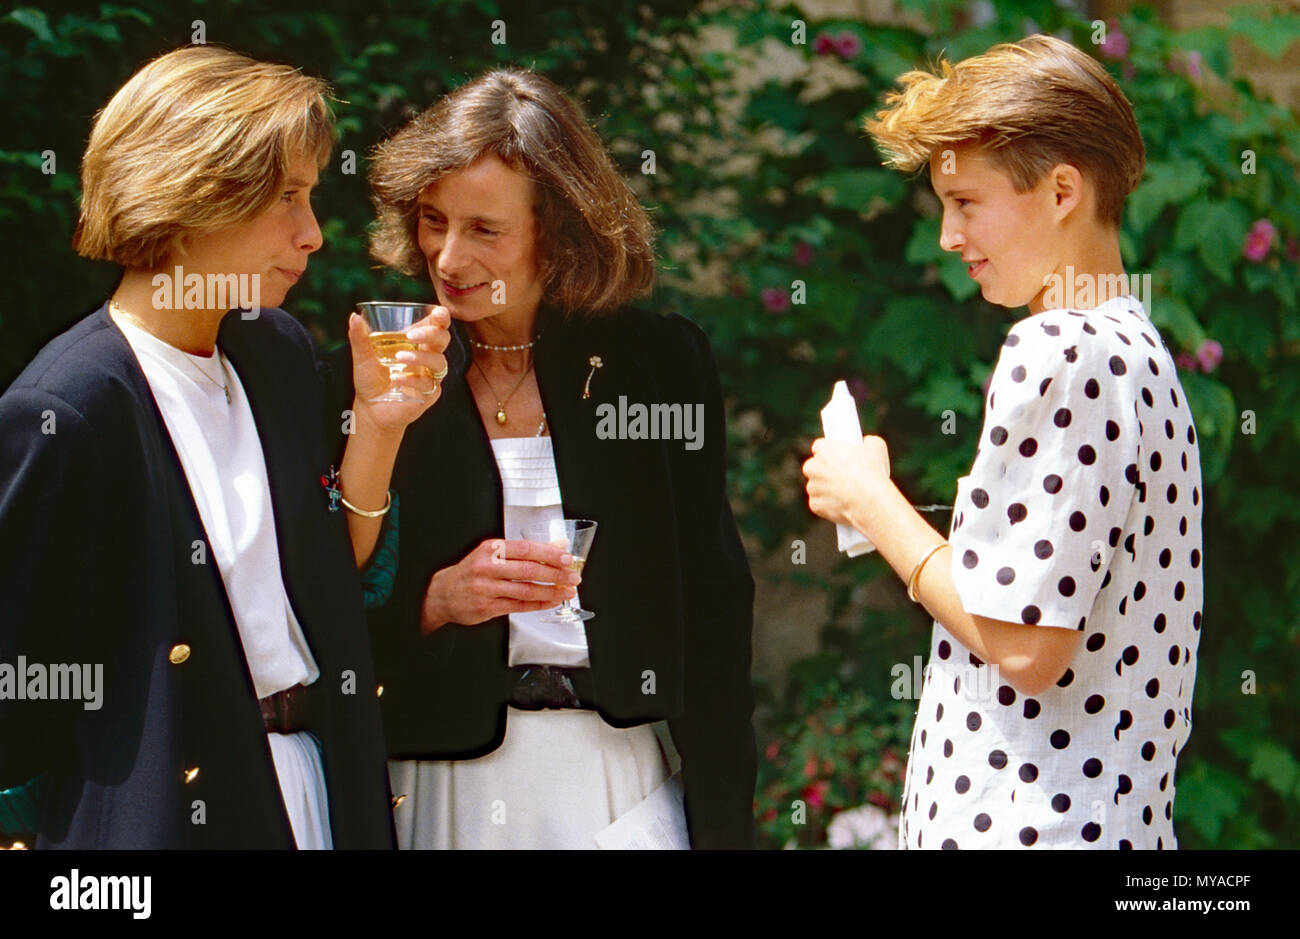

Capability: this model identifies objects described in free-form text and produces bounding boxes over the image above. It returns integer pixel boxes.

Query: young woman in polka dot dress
[803,35,1202,848]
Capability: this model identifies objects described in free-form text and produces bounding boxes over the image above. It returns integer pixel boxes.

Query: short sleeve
[949,310,1140,630]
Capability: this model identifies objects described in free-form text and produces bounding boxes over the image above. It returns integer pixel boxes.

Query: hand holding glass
[520,519,597,623]
[358,301,439,403]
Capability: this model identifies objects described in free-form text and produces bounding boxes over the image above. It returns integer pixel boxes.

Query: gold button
[376,684,384,697]
[169,644,191,665]
[184,767,199,783]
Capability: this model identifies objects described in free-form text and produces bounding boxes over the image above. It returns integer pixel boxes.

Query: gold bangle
[340,488,393,518]
[906,542,948,603]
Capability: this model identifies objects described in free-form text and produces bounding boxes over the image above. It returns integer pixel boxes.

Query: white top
[113,317,319,698]
[898,296,1203,849]
[491,435,590,667]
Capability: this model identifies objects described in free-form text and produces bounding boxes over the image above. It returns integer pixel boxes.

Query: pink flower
[1098,21,1129,61]
[801,780,830,809]
[802,755,818,780]
[1196,339,1223,374]
[834,32,862,59]
[764,741,780,761]
[1243,219,1276,262]
[1185,50,1203,81]
[1175,352,1198,372]
[813,32,836,56]
[761,286,790,313]
[794,241,814,266]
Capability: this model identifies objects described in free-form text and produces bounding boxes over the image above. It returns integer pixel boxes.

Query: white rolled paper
[819,381,876,557]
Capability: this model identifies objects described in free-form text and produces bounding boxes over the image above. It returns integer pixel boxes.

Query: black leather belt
[259,683,320,734]
[506,666,597,710]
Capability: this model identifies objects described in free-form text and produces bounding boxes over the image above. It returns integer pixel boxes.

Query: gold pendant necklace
[471,356,533,425]
[110,298,231,403]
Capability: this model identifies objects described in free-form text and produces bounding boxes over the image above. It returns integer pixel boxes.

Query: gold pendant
[495,408,507,425]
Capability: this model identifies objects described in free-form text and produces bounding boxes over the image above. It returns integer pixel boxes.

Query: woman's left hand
[349,307,451,433]
[802,434,892,528]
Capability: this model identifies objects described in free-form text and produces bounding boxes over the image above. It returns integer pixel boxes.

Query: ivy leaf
[1127,159,1210,236]
[1228,7,1300,58]
[1179,371,1236,484]
[808,168,906,213]
[1175,760,1245,845]
[6,8,53,41]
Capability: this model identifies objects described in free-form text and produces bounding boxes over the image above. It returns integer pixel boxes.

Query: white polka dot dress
[898,296,1203,849]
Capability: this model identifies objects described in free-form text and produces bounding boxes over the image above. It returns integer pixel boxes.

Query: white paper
[594,773,690,850]
[819,381,876,556]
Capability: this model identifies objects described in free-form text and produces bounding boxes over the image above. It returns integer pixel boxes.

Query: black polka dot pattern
[898,300,1203,850]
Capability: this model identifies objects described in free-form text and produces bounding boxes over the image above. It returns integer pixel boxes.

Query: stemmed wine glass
[358,301,438,403]
[521,518,598,623]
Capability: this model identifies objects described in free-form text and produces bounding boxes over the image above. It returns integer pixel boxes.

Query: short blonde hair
[865,34,1144,227]
[369,68,654,317]
[73,45,334,268]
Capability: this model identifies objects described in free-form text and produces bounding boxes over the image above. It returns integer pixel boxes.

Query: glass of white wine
[521,518,598,623]
[358,301,437,403]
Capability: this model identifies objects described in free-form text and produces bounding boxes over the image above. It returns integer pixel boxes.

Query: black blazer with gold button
[363,306,758,849]
[0,303,395,849]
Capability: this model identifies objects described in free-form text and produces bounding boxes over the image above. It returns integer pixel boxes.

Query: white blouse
[491,435,591,668]
[114,315,330,848]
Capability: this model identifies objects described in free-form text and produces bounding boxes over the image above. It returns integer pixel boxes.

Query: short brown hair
[368,68,655,316]
[864,34,1144,227]
[73,45,334,268]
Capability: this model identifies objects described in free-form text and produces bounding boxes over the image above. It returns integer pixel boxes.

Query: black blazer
[363,306,757,849]
[0,303,395,849]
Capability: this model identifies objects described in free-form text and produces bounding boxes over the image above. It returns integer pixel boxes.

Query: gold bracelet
[340,488,393,518]
[906,542,948,604]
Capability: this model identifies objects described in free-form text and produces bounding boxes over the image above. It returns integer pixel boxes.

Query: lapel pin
[582,354,603,400]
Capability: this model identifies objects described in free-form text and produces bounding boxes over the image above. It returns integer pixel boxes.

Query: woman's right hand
[419,538,580,633]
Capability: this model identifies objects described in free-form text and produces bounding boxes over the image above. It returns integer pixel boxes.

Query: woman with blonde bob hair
[0,45,450,849]
[364,68,757,849]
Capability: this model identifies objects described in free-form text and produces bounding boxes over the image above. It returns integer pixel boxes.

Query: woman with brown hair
[365,68,756,849]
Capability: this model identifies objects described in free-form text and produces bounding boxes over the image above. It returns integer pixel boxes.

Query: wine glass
[521,518,598,623]
[358,301,438,403]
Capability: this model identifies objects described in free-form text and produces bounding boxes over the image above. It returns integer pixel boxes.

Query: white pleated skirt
[388,708,680,849]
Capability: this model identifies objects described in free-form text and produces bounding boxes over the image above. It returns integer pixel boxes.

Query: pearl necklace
[467,332,542,352]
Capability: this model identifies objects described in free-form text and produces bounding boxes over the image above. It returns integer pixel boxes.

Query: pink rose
[801,780,830,809]
[1196,339,1223,374]
[1175,352,1198,372]
[761,286,790,313]
[1243,219,1276,262]
[834,32,862,60]
[1099,21,1129,61]
[794,240,813,266]
[813,32,836,56]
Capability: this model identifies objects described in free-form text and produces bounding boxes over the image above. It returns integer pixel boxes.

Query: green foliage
[0,0,1297,849]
